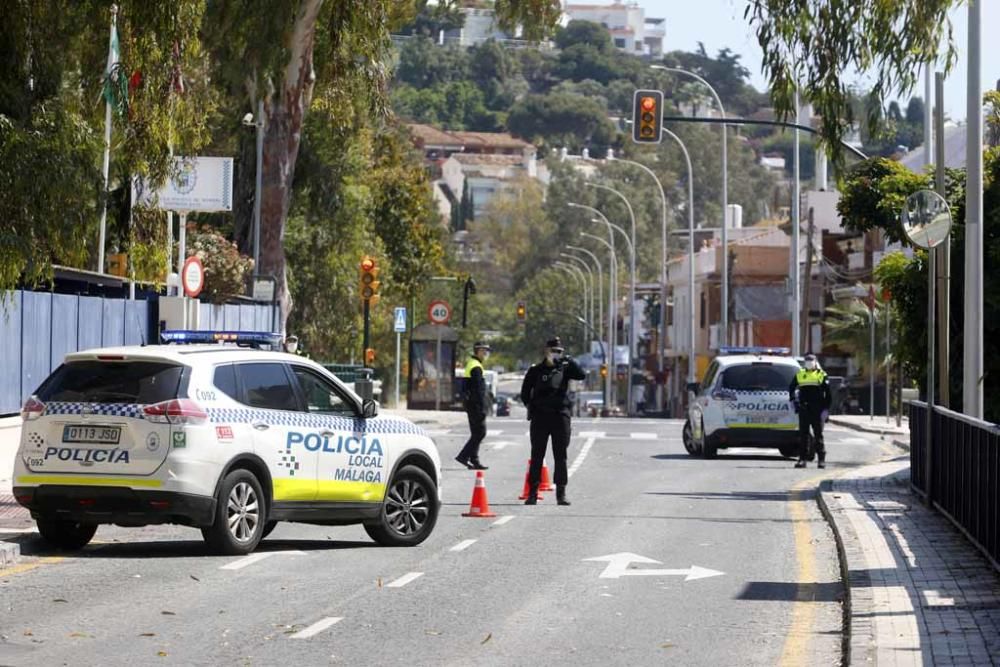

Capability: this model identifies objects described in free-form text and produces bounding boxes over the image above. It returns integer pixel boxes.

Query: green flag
[102,22,127,116]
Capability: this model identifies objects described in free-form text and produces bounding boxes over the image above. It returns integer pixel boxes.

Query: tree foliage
[837,158,931,244]
[186,225,253,304]
[747,0,957,167]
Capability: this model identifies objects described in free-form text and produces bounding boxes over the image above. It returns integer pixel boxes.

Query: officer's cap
[545,336,563,351]
[804,353,817,361]
[473,341,491,351]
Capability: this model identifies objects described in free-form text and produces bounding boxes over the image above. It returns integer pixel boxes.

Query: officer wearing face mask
[456,342,492,470]
[519,337,586,505]
[789,353,832,468]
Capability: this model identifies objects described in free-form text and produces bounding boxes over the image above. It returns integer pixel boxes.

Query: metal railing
[910,401,1000,570]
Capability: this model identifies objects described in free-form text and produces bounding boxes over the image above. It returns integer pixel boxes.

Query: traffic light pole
[362,298,371,366]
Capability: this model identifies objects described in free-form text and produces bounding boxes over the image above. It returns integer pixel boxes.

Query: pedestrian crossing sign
[394,307,407,333]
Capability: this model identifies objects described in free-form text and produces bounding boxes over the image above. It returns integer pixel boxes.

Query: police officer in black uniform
[520,337,586,505]
[456,342,491,470]
[789,353,832,469]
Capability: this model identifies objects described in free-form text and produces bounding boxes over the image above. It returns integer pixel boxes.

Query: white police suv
[683,347,802,459]
[13,331,442,555]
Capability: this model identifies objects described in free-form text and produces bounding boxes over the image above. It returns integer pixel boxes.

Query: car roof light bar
[159,330,284,349]
[718,346,791,356]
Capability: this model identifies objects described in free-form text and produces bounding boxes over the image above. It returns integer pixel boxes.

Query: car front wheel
[364,465,438,547]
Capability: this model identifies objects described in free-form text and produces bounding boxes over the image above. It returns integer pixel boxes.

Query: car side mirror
[362,399,379,418]
[686,382,700,394]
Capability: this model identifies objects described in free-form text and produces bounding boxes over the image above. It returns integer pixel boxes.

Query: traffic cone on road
[539,463,555,492]
[518,460,546,500]
[462,470,496,518]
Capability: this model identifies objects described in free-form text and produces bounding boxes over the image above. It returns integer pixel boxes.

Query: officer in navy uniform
[456,342,491,470]
[789,353,832,468]
[520,337,586,505]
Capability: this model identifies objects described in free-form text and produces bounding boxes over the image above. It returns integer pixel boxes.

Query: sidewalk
[0,416,27,568]
[829,413,911,450]
[819,457,1000,665]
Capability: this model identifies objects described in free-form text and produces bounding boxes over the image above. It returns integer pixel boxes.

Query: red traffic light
[640,96,656,111]
[360,257,376,272]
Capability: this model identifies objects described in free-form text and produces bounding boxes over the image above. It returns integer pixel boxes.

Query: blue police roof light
[718,346,791,356]
[159,330,284,348]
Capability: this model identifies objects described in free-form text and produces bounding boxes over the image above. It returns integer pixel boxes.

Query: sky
[636,0,1000,122]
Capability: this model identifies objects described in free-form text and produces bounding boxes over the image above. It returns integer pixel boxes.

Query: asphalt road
[0,408,892,666]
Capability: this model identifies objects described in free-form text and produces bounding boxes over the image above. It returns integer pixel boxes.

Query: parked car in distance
[495,394,511,417]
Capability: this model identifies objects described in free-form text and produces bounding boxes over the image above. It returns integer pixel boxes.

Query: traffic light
[600,364,608,378]
[359,255,380,305]
[516,300,527,323]
[632,90,663,144]
[365,347,376,364]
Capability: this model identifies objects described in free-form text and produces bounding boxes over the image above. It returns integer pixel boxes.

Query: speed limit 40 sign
[428,300,451,324]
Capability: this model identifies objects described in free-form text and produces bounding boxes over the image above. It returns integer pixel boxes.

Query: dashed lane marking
[486,429,504,436]
[449,539,477,552]
[578,431,606,439]
[629,432,657,440]
[386,572,424,588]
[568,436,596,478]
[489,441,516,451]
[290,616,343,639]
[220,550,305,571]
[492,515,514,526]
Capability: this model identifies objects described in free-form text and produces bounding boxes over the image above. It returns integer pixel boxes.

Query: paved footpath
[820,457,1000,666]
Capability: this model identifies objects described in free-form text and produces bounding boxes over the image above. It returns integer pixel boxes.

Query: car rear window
[721,363,797,392]
[37,361,185,404]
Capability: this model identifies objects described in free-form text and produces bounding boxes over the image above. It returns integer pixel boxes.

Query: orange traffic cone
[518,460,546,500]
[539,463,555,492]
[462,470,496,518]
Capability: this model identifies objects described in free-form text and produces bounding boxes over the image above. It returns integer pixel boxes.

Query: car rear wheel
[682,419,697,455]
[202,469,266,555]
[36,519,97,551]
[364,465,438,547]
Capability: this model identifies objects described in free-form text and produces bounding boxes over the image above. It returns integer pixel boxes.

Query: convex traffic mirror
[901,189,953,249]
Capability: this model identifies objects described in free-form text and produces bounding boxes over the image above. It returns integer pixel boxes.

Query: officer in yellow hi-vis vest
[789,353,832,469]
[456,342,491,470]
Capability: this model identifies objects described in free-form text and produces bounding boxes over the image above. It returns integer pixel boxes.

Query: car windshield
[37,361,185,404]
[720,363,797,392]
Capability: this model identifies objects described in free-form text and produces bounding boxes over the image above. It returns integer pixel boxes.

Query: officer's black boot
[817,453,826,469]
[524,484,539,505]
[794,459,807,469]
[556,486,570,506]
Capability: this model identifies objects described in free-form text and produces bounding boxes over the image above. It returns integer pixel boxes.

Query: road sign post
[394,307,407,408]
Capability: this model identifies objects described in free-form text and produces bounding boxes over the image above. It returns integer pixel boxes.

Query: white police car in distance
[13,331,442,555]
[683,347,803,459]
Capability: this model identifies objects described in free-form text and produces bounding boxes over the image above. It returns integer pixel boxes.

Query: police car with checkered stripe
[13,331,442,555]
[683,347,803,459]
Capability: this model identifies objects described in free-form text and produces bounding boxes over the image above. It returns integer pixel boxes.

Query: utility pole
[934,72,950,408]
[963,0,983,418]
[791,91,802,356]
[801,208,816,352]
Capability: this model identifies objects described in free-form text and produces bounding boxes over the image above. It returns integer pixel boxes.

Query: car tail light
[21,395,45,421]
[143,398,208,425]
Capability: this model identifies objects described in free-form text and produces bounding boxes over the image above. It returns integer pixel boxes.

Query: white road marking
[450,539,477,552]
[220,550,305,571]
[386,572,424,588]
[578,430,606,438]
[423,429,451,437]
[489,440,515,451]
[583,553,725,581]
[290,616,343,639]
[486,429,504,436]
[492,515,515,526]
[568,436,596,478]
[629,432,657,440]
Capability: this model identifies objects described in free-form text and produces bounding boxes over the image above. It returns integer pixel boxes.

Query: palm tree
[823,297,891,381]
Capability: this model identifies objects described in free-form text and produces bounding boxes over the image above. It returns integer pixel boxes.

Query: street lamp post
[565,245,604,347]
[559,252,595,338]
[654,65,728,346]
[605,155,670,412]
[586,182,638,414]
[554,263,588,349]
[581,231,617,411]
[661,128,697,385]
[242,101,265,279]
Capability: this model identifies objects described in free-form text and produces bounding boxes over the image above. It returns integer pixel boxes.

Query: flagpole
[97,4,118,275]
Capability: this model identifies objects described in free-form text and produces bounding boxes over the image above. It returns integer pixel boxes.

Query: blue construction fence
[0,289,277,415]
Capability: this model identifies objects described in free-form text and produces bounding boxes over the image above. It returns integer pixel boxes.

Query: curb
[815,480,855,667]
[828,417,909,440]
[0,539,20,569]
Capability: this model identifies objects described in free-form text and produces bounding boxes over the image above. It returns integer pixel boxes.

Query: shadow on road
[649,453,792,462]
[646,490,795,502]
[15,536,373,559]
[736,580,844,603]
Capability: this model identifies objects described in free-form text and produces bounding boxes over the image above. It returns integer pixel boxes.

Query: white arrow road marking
[492,515,515,526]
[583,553,725,581]
[386,572,424,588]
[449,539,477,552]
[568,436,596,478]
[630,432,657,440]
[220,550,305,571]
[290,616,343,639]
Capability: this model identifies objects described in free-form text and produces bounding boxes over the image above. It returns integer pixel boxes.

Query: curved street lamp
[565,244,604,345]
[559,252,595,337]
[581,231,617,410]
